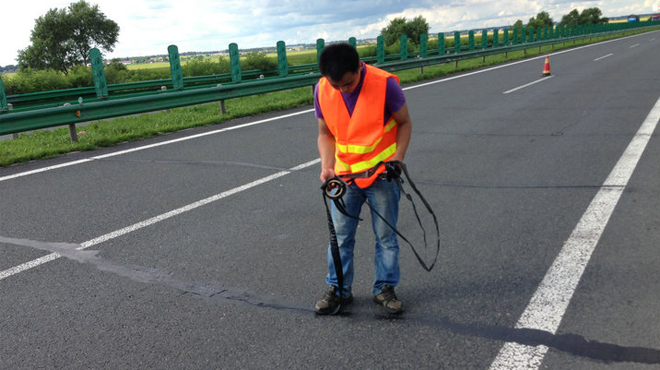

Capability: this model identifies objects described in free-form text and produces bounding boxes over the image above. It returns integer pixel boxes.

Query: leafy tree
[528,11,554,29]
[560,9,581,26]
[17,1,119,74]
[382,17,407,46]
[513,19,524,29]
[560,8,608,26]
[381,16,430,46]
[579,8,607,24]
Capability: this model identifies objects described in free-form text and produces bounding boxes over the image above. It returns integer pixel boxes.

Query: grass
[126,62,170,70]
[1,28,657,168]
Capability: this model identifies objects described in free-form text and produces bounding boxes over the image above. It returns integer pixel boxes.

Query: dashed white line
[0,159,320,281]
[594,53,613,61]
[503,76,554,95]
[488,96,660,370]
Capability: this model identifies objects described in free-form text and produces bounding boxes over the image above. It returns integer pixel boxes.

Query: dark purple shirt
[314,62,406,125]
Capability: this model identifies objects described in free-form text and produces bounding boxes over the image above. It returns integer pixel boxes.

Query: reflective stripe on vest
[318,64,400,187]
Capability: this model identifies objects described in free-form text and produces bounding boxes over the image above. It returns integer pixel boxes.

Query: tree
[560,9,581,26]
[513,19,524,29]
[381,16,430,46]
[382,17,407,46]
[560,7,608,26]
[528,11,554,29]
[579,8,607,24]
[17,1,119,73]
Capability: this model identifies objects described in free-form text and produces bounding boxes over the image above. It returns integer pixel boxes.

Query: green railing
[1,20,657,137]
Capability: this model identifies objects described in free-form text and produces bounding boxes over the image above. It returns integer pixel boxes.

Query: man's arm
[317,117,336,183]
[391,103,412,162]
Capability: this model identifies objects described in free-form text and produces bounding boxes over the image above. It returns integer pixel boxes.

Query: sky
[1,0,658,66]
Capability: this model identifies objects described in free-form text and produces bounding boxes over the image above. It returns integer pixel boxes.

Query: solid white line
[0,253,61,280]
[489,96,660,370]
[0,159,320,281]
[503,76,554,95]
[594,53,613,61]
[0,109,314,183]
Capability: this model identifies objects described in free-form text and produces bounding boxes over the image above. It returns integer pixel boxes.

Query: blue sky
[1,0,657,66]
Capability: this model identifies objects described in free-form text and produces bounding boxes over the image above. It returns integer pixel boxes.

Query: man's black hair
[318,43,360,82]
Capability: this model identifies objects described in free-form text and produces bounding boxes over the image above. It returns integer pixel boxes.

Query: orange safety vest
[318,64,400,188]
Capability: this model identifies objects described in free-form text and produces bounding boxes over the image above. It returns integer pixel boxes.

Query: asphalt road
[1,30,660,369]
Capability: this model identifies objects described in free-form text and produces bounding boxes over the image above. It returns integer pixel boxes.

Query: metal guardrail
[1,20,658,137]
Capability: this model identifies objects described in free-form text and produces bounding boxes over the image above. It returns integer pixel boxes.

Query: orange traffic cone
[542,56,551,76]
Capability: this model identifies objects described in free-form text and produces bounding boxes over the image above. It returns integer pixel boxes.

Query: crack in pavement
[0,236,310,313]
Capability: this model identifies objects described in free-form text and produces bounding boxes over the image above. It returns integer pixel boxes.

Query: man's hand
[385,161,402,181]
[320,168,336,184]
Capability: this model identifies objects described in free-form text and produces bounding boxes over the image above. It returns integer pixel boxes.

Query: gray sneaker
[373,285,403,314]
[314,286,353,315]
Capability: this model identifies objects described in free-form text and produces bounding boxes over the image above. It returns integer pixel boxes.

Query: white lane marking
[489,96,660,369]
[503,76,554,95]
[630,44,640,48]
[0,109,314,183]
[405,31,649,92]
[594,53,613,61]
[0,159,320,281]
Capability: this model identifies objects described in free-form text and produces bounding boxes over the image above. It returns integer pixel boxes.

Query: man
[314,43,412,315]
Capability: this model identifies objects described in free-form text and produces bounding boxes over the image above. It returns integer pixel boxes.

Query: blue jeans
[325,177,401,297]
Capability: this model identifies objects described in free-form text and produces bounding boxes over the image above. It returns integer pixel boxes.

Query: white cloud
[0,0,654,67]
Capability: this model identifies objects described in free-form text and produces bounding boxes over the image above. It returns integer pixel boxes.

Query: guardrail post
[420,33,428,58]
[453,32,461,67]
[438,33,445,55]
[229,43,241,83]
[316,38,324,63]
[89,48,108,99]
[61,102,79,143]
[376,36,385,64]
[512,28,519,45]
[277,41,288,77]
[419,34,427,73]
[168,45,184,91]
[481,30,488,62]
[349,37,356,48]
[481,30,488,49]
[0,75,7,112]
[400,35,408,61]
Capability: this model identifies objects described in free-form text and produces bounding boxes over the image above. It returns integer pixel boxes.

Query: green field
[126,62,169,70]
